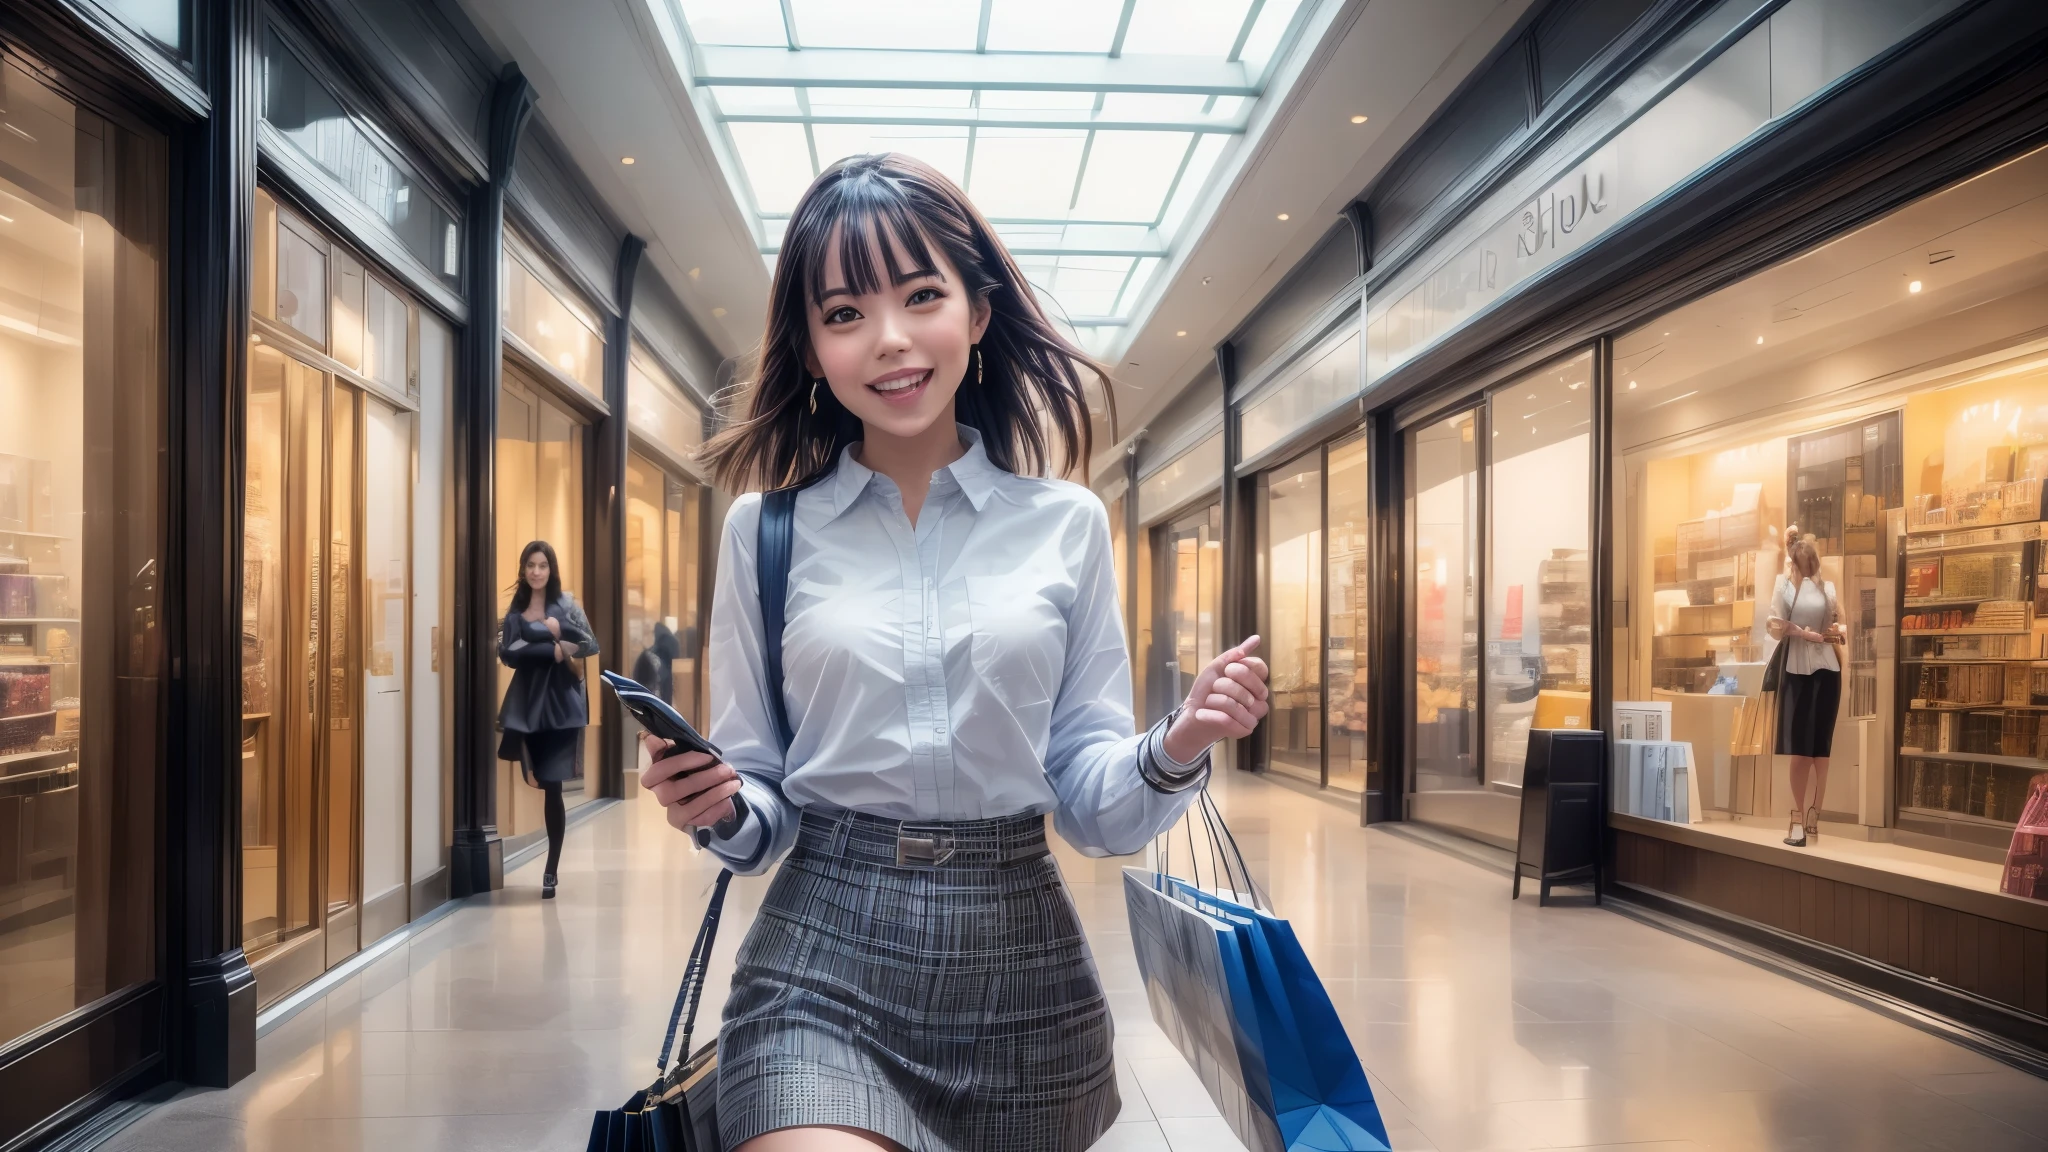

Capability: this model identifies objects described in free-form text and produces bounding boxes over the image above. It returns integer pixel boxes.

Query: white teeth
[872,370,928,393]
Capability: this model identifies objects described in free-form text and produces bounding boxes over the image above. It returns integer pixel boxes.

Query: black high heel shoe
[542,873,558,899]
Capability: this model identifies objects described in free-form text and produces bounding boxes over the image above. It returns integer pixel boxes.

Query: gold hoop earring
[974,346,983,388]
[809,378,820,414]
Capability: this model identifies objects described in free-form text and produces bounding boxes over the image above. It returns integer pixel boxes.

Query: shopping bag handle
[1154,787,1270,913]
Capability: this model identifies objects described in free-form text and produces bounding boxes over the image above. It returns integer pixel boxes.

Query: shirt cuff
[1138,710,1210,794]
[702,792,760,857]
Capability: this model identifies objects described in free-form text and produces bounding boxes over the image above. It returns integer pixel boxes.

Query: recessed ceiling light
[1755,336,1764,344]
[0,214,11,224]
[712,306,727,318]
[1629,381,1637,389]
[1909,280,1923,293]
[621,156,636,165]
[1350,114,1368,124]
[688,267,701,280]
[1276,213,1290,221]
[1176,330,1188,337]
[1201,276,1213,285]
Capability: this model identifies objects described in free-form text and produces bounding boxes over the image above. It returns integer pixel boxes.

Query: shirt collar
[826,424,1003,520]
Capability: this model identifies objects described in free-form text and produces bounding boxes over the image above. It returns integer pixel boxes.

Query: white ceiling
[458,0,1531,455]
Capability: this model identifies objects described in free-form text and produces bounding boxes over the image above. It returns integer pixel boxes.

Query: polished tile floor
[104,768,2048,1151]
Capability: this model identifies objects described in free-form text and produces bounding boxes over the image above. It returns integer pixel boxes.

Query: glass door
[1408,409,1486,837]
[1156,505,1224,723]
[241,345,369,1001]
[1326,432,1372,795]
[1260,451,1324,786]
[359,396,411,944]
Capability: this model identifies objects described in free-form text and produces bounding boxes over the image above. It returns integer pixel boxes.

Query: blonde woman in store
[1768,529,1845,847]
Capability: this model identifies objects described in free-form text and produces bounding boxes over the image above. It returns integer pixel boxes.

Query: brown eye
[824,306,860,325]
[907,287,942,306]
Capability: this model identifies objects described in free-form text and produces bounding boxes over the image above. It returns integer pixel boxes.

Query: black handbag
[585,869,734,1152]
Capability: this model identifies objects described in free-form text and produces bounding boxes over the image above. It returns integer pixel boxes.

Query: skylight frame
[666,0,1315,333]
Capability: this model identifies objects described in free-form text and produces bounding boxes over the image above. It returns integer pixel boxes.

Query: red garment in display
[1502,584,1524,641]
[2001,774,2048,901]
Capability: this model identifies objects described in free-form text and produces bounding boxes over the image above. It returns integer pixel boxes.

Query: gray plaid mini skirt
[717,808,1120,1151]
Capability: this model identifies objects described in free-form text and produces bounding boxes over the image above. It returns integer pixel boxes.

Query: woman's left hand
[1163,635,1270,764]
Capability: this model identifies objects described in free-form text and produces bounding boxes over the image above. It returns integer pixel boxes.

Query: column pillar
[451,66,536,897]
[166,0,259,1087]
[593,235,645,797]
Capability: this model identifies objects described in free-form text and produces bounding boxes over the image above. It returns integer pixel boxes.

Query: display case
[1894,520,2048,856]
[0,457,80,930]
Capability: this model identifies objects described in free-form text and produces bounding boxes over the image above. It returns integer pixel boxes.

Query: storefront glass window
[1613,142,2048,901]
[504,245,605,398]
[1409,410,1484,833]
[1326,433,1371,794]
[260,28,462,289]
[1240,329,1360,463]
[0,59,164,1050]
[1260,450,1322,785]
[1486,353,1594,788]
[103,0,185,55]
[624,452,704,723]
[628,346,704,460]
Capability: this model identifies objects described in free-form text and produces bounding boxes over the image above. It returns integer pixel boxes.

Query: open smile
[866,367,933,403]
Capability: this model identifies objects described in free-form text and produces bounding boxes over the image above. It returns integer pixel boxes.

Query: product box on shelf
[1614,701,1672,741]
[0,665,50,718]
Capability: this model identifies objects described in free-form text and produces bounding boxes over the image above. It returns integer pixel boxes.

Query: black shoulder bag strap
[757,484,806,750]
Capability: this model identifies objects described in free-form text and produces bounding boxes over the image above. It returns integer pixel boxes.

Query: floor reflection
[99,768,2048,1151]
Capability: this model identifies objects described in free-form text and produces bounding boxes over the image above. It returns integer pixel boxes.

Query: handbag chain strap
[653,868,734,1086]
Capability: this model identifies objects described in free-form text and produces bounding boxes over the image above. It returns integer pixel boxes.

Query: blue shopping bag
[1123,866,1286,1152]
[1170,878,1390,1152]
[1124,792,1390,1152]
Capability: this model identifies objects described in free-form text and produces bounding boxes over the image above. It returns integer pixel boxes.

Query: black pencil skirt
[716,808,1120,1152]
[1775,667,1842,758]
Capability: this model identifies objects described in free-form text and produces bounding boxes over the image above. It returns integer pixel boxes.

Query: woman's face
[524,550,551,591]
[803,226,991,445]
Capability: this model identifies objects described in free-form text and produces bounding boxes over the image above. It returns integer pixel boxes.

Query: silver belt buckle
[896,832,956,867]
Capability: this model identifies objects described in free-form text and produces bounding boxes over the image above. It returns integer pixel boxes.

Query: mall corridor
[93,770,2047,1152]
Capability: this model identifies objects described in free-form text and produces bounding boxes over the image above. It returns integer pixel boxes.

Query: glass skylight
[667,0,1312,356]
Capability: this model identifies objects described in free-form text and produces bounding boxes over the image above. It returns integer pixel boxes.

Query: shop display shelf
[1897,804,2023,830]
[1900,627,2031,636]
[0,617,80,625]
[0,529,67,541]
[1896,748,2047,769]
[0,745,71,776]
[1907,701,2048,710]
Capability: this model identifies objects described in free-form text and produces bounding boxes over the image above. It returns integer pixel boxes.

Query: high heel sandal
[542,873,558,899]
[1805,805,1821,846]
[1784,809,1807,847]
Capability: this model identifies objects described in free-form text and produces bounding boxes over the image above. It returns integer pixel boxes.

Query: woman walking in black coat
[498,540,598,898]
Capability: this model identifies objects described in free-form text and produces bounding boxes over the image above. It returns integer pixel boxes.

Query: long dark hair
[700,152,1109,491]
[510,540,562,612]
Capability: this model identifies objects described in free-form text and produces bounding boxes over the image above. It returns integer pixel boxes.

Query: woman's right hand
[638,732,740,833]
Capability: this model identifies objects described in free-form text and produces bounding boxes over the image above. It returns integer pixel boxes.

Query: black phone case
[599,671,721,760]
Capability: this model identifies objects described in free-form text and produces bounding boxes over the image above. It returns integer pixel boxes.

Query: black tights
[542,780,566,878]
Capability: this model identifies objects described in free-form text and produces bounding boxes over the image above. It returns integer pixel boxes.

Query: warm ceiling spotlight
[1276,212,1290,221]
[1201,276,1213,285]
[688,266,701,279]
[1755,336,1764,344]
[712,306,727,318]
[1350,114,1368,124]
[1628,380,1638,389]
[621,156,636,165]
[1909,280,1923,293]
[1176,330,1188,337]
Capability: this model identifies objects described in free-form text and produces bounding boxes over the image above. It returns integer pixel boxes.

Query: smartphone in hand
[601,671,731,847]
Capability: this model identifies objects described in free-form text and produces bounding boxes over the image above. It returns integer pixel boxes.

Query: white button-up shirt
[704,427,1205,874]
[1768,573,1842,676]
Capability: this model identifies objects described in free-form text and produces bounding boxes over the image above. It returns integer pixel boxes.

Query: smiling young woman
[643,153,1272,1152]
